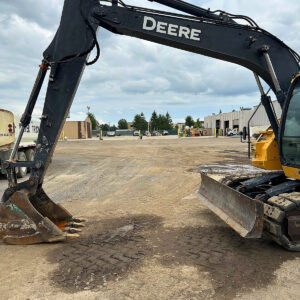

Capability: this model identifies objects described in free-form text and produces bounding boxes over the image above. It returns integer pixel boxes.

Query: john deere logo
[143,16,201,41]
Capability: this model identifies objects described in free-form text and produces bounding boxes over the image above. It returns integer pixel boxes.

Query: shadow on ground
[48,214,299,298]
[48,215,161,292]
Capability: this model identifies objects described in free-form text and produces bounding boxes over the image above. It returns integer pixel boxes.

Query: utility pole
[86,106,91,139]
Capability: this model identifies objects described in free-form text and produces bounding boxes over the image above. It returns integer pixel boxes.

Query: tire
[25,149,35,173]
[16,151,27,178]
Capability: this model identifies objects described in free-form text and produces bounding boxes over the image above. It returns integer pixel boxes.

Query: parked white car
[107,131,116,137]
[227,129,238,136]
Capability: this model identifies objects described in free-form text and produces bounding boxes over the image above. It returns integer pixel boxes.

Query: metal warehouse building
[204,100,281,135]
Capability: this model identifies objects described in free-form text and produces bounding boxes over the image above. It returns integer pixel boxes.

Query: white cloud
[173,118,185,123]
[98,119,106,125]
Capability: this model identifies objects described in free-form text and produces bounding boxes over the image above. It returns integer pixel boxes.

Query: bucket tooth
[64,228,82,234]
[65,222,85,228]
[72,217,87,223]
[197,173,264,238]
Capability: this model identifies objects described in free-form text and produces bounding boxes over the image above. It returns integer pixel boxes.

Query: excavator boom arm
[94,3,299,96]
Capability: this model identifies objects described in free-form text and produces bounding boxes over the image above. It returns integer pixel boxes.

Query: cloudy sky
[1,0,300,125]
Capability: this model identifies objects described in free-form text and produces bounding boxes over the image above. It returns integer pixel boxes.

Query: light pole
[86,106,91,139]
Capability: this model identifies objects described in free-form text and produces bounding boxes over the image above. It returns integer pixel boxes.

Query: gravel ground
[0,136,299,300]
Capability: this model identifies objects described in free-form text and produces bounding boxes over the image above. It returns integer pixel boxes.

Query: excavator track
[220,174,300,251]
[263,192,300,251]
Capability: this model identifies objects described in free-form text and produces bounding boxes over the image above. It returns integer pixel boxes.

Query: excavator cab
[280,75,300,179]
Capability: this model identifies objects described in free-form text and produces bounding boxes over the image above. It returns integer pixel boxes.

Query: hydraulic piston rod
[9,61,49,161]
[150,0,229,21]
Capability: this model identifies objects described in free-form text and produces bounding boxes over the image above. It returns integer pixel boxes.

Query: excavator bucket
[197,173,264,238]
[0,187,85,245]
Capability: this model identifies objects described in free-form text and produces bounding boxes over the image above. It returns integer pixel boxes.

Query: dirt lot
[0,136,300,300]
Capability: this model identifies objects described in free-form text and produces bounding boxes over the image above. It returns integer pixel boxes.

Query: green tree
[150,110,158,130]
[100,123,109,131]
[132,113,148,130]
[166,112,173,130]
[194,118,204,128]
[157,114,167,130]
[150,111,173,130]
[185,115,194,127]
[118,119,128,129]
[87,112,99,130]
[110,124,117,131]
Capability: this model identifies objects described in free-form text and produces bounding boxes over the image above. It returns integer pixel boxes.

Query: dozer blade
[197,173,264,238]
[0,188,85,245]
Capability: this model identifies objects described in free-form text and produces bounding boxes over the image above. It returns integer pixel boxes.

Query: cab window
[282,80,300,165]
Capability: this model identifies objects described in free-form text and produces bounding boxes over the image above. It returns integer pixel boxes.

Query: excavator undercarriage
[198,172,300,251]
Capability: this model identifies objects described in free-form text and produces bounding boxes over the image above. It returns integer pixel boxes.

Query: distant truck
[0,109,39,177]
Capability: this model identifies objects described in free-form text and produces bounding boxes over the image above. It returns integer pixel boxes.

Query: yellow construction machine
[0,0,300,250]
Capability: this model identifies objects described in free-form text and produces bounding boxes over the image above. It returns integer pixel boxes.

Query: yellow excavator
[0,0,299,250]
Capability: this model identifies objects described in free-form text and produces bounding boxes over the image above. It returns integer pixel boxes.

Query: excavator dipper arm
[0,0,98,244]
[1,0,299,245]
